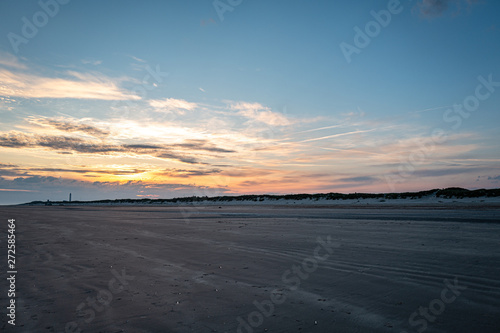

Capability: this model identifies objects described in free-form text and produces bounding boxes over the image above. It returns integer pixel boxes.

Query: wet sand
[1,204,500,332]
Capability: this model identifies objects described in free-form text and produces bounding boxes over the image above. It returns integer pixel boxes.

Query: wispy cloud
[0,68,140,100]
[0,163,146,177]
[231,101,292,126]
[172,139,235,153]
[0,96,17,111]
[81,59,103,66]
[413,166,491,178]
[29,117,110,138]
[149,98,198,113]
[337,175,379,184]
[0,132,123,153]
[0,52,27,70]
[416,0,481,18]
[159,168,221,178]
[129,55,146,63]
[0,131,235,164]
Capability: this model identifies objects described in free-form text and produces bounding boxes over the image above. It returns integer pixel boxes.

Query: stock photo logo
[7,0,71,54]
[213,0,243,22]
[384,73,499,191]
[59,268,135,333]
[236,236,339,333]
[340,0,404,64]
[401,277,467,333]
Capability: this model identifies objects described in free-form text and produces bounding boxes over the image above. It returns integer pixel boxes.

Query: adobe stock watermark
[7,0,71,54]
[401,277,466,333]
[384,73,499,191]
[213,0,243,22]
[340,0,405,64]
[236,235,339,333]
[59,267,135,333]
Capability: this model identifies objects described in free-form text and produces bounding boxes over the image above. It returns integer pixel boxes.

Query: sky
[0,0,499,204]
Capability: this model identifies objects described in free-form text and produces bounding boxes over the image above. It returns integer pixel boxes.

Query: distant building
[69,193,72,202]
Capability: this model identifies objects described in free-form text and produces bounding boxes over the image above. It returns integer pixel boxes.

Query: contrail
[299,129,376,143]
[318,146,385,156]
[296,124,344,134]
[409,105,451,114]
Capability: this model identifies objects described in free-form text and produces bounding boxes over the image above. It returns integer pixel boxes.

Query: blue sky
[0,0,499,204]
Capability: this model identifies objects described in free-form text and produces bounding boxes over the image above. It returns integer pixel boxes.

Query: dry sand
[1,203,500,332]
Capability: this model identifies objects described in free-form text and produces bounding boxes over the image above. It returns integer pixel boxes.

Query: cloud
[413,167,489,178]
[123,144,163,149]
[221,169,273,177]
[0,132,121,153]
[416,0,480,18]
[0,68,140,100]
[0,131,234,164]
[149,98,198,113]
[11,175,68,185]
[81,59,103,66]
[155,152,200,164]
[230,102,269,113]
[0,188,35,192]
[0,169,27,177]
[0,162,144,178]
[172,140,235,153]
[160,168,222,178]
[337,176,379,183]
[231,102,292,126]
[0,52,27,70]
[129,55,146,63]
[29,117,110,138]
[0,96,18,111]
[418,0,454,17]
[29,167,146,175]
[0,163,18,167]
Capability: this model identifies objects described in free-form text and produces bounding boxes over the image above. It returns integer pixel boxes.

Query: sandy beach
[1,203,500,332]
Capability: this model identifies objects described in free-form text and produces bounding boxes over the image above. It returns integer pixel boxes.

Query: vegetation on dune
[435,187,500,198]
[22,187,500,205]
